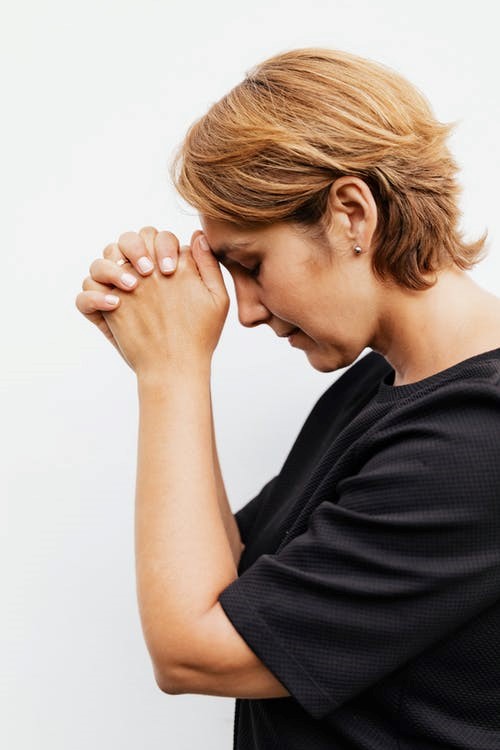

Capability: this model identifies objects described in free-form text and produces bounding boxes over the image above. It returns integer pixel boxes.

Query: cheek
[274,273,309,304]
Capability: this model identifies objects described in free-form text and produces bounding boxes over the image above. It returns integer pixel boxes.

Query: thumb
[192,233,227,298]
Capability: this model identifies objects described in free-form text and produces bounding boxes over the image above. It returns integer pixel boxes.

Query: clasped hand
[75,226,230,377]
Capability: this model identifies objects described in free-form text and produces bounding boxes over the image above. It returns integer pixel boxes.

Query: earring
[354,245,363,254]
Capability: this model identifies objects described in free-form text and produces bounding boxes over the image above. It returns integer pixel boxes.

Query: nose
[233,276,271,328]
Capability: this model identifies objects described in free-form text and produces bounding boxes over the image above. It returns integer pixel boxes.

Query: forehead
[199,217,261,259]
[199,216,316,263]
[209,238,255,261]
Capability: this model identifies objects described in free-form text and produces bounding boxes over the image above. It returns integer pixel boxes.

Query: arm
[134,366,242,692]
[172,387,500,715]
[78,231,283,698]
[134,365,287,698]
[209,389,245,567]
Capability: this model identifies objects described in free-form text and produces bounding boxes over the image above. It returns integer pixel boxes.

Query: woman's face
[199,208,383,373]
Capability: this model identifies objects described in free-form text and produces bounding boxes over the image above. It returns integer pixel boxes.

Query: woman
[75,48,500,749]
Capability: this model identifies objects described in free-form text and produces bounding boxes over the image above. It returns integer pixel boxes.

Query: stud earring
[354,245,363,254]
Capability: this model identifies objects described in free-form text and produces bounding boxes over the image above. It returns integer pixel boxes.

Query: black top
[218,347,500,750]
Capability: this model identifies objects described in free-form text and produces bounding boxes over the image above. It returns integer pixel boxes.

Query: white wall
[2,1,499,747]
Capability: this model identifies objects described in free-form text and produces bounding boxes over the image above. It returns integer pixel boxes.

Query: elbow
[156,677,183,696]
[153,661,185,695]
[145,622,199,695]
[145,629,189,694]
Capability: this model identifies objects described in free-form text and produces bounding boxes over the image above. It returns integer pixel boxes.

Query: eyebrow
[210,240,254,261]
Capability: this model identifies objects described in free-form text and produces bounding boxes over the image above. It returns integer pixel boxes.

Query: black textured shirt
[218,347,500,749]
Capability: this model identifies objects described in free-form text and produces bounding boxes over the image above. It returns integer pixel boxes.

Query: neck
[373,267,500,386]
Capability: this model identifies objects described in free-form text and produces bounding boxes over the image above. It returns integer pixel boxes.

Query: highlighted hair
[170,47,488,290]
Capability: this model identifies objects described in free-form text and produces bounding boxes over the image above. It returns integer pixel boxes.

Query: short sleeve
[218,392,500,720]
[234,475,279,546]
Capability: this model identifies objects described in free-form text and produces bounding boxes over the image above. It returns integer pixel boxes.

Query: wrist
[136,360,212,391]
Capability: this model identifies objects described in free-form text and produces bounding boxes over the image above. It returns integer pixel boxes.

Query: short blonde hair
[170,47,488,290]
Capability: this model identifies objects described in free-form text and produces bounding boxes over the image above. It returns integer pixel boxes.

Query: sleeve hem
[218,580,334,720]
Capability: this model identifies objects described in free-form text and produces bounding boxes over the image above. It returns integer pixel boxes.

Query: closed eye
[218,257,261,279]
[247,263,261,279]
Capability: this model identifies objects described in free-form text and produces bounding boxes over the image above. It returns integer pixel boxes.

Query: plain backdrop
[2,1,499,748]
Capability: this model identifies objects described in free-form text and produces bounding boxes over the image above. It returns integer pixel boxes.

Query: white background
[2,1,499,748]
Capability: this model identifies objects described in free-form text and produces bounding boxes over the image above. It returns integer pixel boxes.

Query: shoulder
[338,373,500,517]
[382,369,500,438]
[349,355,500,463]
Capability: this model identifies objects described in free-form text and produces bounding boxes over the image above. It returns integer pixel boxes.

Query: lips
[284,327,299,337]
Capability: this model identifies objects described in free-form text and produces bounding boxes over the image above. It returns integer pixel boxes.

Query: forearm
[209,392,245,566]
[134,365,238,682]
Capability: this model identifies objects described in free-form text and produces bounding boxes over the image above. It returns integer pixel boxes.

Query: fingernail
[121,272,137,287]
[105,295,119,305]
[199,235,210,251]
[161,257,175,273]
[138,256,154,273]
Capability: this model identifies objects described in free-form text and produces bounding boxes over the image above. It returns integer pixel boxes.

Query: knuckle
[89,258,102,277]
[76,290,93,313]
[162,230,180,243]
[156,230,180,252]
[139,225,158,237]
[190,229,203,245]
[82,276,93,291]
[118,231,145,254]
[139,226,158,256]
[102,242,116,259]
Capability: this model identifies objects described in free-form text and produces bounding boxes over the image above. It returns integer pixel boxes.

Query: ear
[326,176,378,246]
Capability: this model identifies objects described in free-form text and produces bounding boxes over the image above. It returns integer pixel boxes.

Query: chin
[310,362,338,373]
[305,352,340,373]
[306,346,364,374]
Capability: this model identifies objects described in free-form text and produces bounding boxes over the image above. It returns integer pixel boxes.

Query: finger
[155,230,180,275]
[75,290,123,355]
[190,229,224,273]
[117,231,155,275]
[190,229,204,247]
[191,234,229,299]
[76,289,121,314]
[138,226,158,258]
[178,243,191,269]
[88,258,139,291]
[102,242,125,263]
[82,275,113,292]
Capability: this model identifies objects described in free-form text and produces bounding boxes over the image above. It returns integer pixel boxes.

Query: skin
[75,176,500,701]
[77,228,290,699]
[199,176,500,386]
[79,176,500,385]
